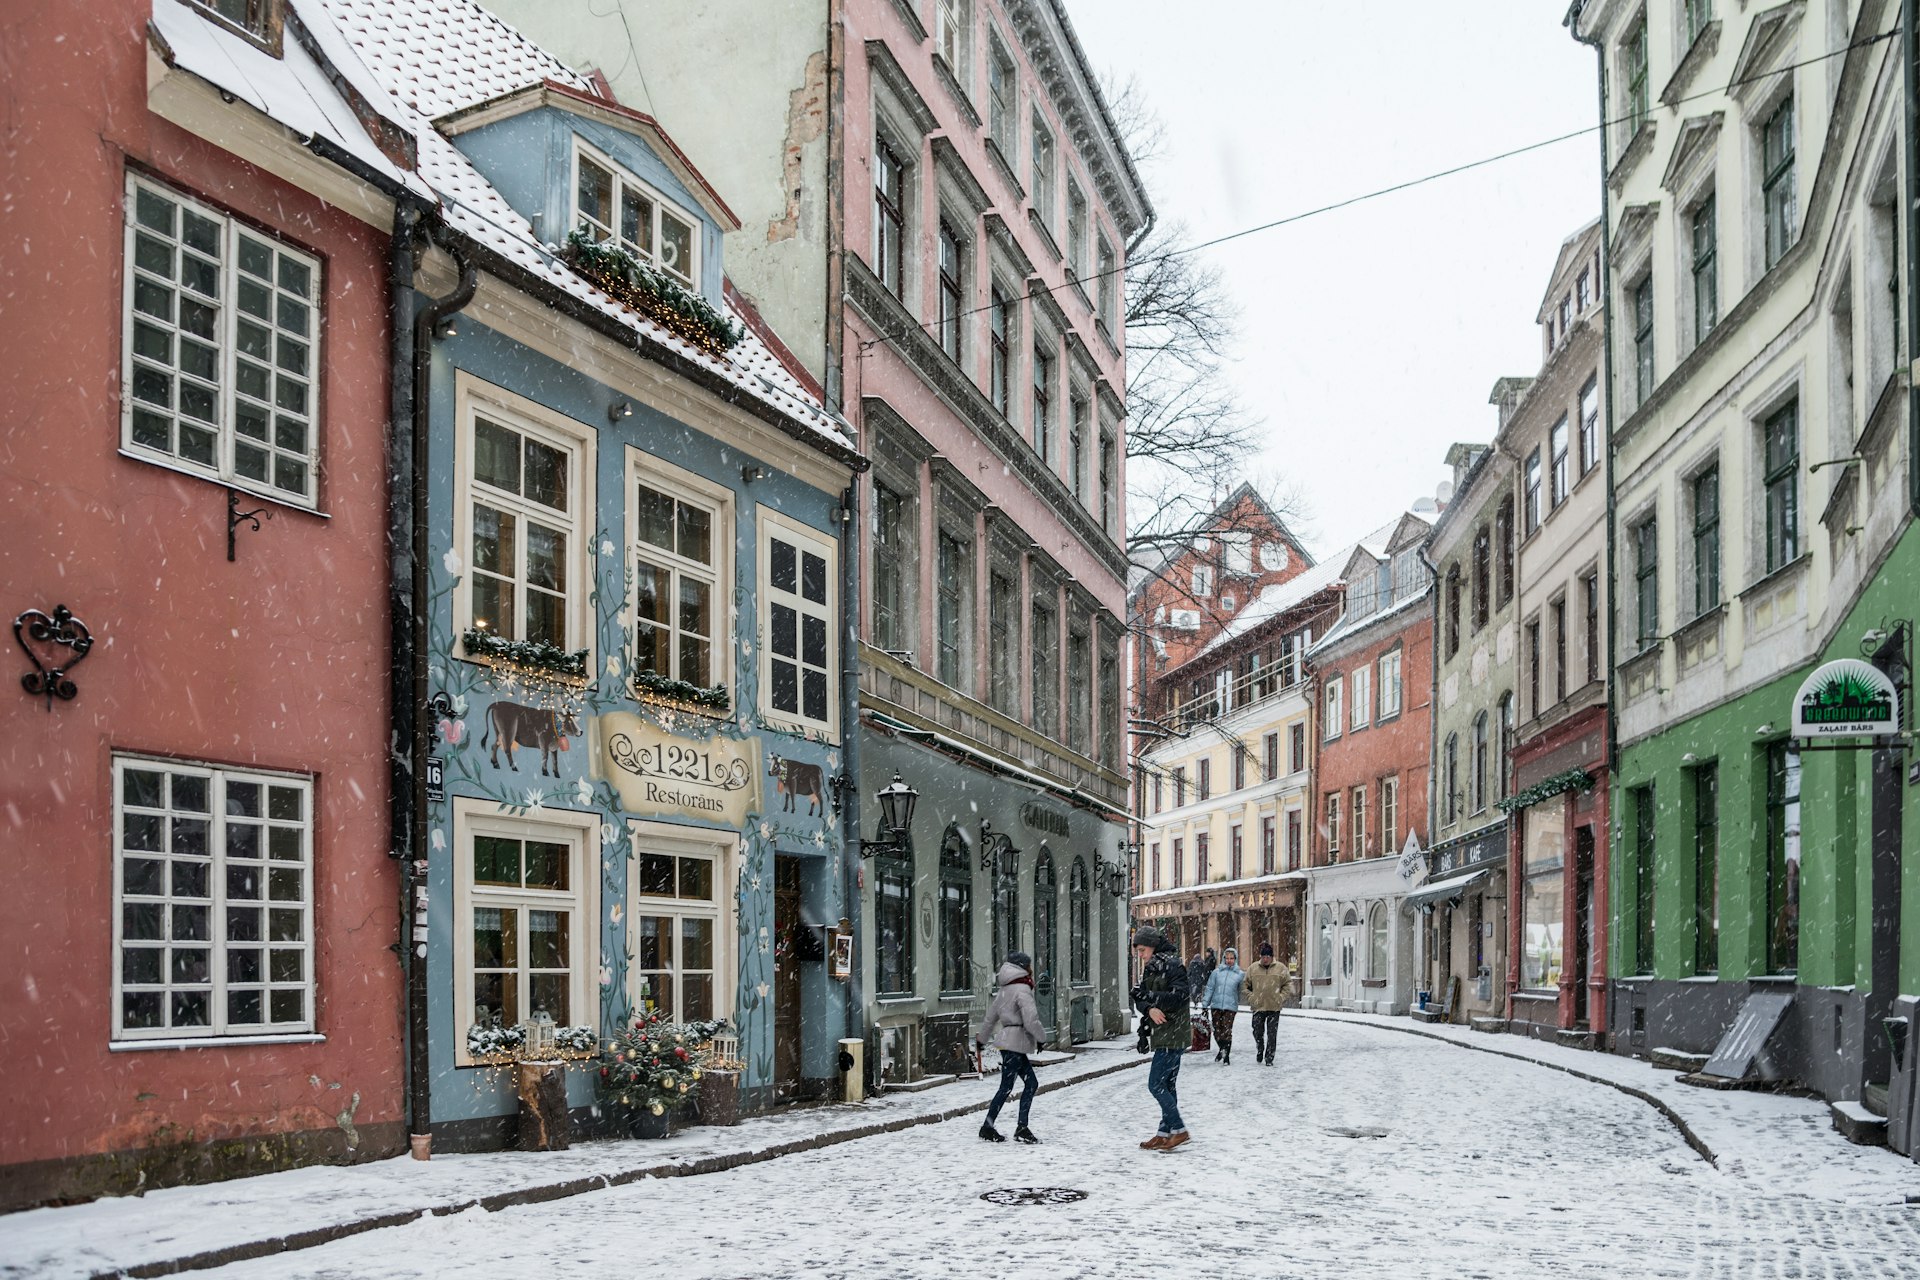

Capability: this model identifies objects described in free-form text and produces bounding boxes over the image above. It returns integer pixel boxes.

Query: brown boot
[1158,1131,1191,1152]
[1140,1134,1169,1150]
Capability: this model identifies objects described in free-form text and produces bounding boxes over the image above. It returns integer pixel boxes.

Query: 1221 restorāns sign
[595,712,759,824]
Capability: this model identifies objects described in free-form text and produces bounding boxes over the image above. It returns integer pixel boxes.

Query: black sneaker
[979,1123,1005,1142]
[1014,1126,1040,1144]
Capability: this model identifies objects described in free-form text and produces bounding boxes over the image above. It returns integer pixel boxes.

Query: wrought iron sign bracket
[228,488,272,562]
[14,604,94,711]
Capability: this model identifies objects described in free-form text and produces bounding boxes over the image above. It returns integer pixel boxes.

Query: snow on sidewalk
[1294,1007,1920,1204]
[0,1041,1143,1280]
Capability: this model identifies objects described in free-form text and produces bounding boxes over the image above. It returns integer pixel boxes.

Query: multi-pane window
[1496,499,1515,605]
[1289,722,1306,774]
[1066,181,1088,282]
[987,34,1016,158]
[1324,676,1343,739]
[1471,712,1489,813]
[113,759,312,1040]
[1766,743,1802,974]
[1497,693,1515,798]
[1524,449,1544,533]
[124,176,320,505]
[988,569,1018,717]
[938,222,964,361]
[1197,756,1212,803]
[1171,837,1184,887]
[873,137,907,298]
[1032,344,1054,462]
[1096,236,1117,333]
[1445,566,1462,658]
[1097,432,1115,535]
[1031,598,1059,739]
[1030,114,1056,232]
[875,842,914,995]
[1381,776,1398,851]
[1069,857,1090,984]
[1100,634,1122,768]
[1351,786,1367,858]
[1691,466,1720,617]
[194,0,276,39]
[1231,825,1247,879]
[1260,817,1277,875]
[872,481,909,653]
[1067,625,1091,752]
[1149,842,1162,889]
[1174,767,1186,808]
[632,473,718,687]
[764,517,835,729]
[937,530,970,687]
[1577,266,1592,311]
[1584,572,1601,684]
[1624,15,1649,132]
[632,840,724,1021]
[1196,832,1210,883]
[1551,598,1568,704]
[1351,667,1371,731]
[1526,621,1542,719]
[989,285,1011,414]
[575,148,697,285]
[1471,529,1491,631]
[1443,734,1460,824]
[1579,377,1601,474]
[1693,763,1719,975]
[469,413,578,650]
[1325,793,1341,859]
[1763,401,1799,572]
[1067,394,1088,500]
[1550,416,1570,507]
[935,0,967,75]
[1633,275,1655,404]
[1763,96,1796,269]
[1287,809,1303,871]
[1232,746,1247,791]
[1691,195,1718,344]
[1633,517,1659,649]
[1262,732,1279,780]
[939,828,972,993]
[1633,784,1656,974]
[1378,651,1402,719]
[1685,0,1713,43]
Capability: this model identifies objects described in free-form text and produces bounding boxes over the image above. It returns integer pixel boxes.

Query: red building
[0,0,412,1206]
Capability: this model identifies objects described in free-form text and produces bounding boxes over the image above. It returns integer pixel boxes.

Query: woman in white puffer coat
[975,951,1048,1144]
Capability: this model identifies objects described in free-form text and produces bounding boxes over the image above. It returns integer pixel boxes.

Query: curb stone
[1290,1011,1719,1168]
[96,1054,1149,1280]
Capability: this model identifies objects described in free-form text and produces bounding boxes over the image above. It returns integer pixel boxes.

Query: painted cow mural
[481,701,582,776]
[769,755,824,815]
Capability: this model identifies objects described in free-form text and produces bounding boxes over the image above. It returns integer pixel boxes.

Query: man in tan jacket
[1244,943,1293,1066]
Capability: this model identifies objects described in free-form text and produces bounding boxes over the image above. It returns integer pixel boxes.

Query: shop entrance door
[1573,828,1595,1029]
[773,855,804,1100]
[1034,853,1058,1034]
[1337,909,1361,1005]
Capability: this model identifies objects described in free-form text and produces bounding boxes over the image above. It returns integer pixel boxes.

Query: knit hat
[1131,926,1170,952]
[1006,950,1033,972]
[1259,943,1275,958]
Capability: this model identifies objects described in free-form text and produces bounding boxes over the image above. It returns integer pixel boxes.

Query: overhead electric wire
[855,26,1901,355]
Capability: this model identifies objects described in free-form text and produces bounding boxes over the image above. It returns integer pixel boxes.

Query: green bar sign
[1790,659,1899,738]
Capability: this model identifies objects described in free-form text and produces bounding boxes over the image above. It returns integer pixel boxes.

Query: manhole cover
[980,1187,1088,1206]
[1325,1126,1390,1140]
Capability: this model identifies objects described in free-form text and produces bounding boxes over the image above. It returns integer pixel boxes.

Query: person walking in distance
[1201,947,1247,1065]
[975,951,1046,1144]
[1131,926,1192,1151]
[1245,942,1293,1066]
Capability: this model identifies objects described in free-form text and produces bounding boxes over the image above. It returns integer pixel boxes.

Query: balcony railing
[1160,662,1306,736]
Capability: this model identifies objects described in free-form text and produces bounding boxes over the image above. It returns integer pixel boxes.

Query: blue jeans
[988,1050,1038,1127]
[1148,1048,1186,1134]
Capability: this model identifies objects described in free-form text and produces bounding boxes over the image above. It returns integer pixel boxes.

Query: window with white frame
[1323,675,1343,739]
[459,384,591,653]
[1030,113,1056,233]
[630,454,726,691]
[458,808,593,1049]
[873,135,908,299]
[1762,94,1796,270]
[1550,414,1570,507]
[1351,785,1368,857]
[123,174,321,506]
[1378,650,1402,719]
[1579,376,1601,474]
[1381,775,1398,851]
[114,757,313,1041]
[761,510,838,733]
[1066,180,1088,282]
[987,32,1016,158]
[934,0,969,79]
[630,826,731,1023]
[575,144,698,286]
[938,220,965,361]
[1350,666,1371,731]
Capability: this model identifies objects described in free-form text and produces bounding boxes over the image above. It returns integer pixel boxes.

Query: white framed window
[934,0,969,79]
[1381,776,1398,851]
[629,450,730,691]
[1323,675,1343,740]
[113,756,314,1042]
[628,821,736,1024]
[1351,785,1368,857]
[573,141,699,286]
[454,376,594,656]
[453,799,598,1064]
[1350,666,1371,730]
[1030,113,1056,233]
[123,173,321,507]
[760,508,839,737]
[1377,650,1402,719]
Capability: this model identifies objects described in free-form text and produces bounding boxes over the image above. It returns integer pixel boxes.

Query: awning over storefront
[1404,867,1492,912]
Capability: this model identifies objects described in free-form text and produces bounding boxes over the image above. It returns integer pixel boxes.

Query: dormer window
[574,144,698,287]
[192,0,282,51]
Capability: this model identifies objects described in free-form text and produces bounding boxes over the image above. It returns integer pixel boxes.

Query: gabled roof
[1532,217,1602,324]
[1129,481,1314,594]
[193,0,856,460]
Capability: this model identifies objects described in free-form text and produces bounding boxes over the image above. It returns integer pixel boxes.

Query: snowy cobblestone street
[169,1016,1920,1279]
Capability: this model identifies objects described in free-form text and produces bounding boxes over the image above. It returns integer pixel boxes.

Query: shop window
[1069,857,1090,985]
[1520,796,1566,990]
[939,826,972,993]
[575,143,699,285]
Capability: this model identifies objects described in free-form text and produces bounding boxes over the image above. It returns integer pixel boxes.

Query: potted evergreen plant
[597,1010,725,1138]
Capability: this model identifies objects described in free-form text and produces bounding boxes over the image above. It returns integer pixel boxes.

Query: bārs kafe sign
[1791,659,1898,738]
[595,712,759,825]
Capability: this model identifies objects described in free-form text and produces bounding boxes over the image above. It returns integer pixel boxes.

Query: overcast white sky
[1068,1,1602,560]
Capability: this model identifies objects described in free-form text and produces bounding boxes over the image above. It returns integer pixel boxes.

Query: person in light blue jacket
[1200,948,1247,1065]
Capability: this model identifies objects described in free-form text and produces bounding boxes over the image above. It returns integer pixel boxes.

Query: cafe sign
[1791,660,1898,738]
[594,712,759,824]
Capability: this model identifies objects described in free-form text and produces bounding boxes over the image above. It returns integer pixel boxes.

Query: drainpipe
[1905,0,1919,518]
[837,481,865,1068]
[391,214,477,1161]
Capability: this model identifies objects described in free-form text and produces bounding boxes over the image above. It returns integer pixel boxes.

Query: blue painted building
[325,1,866,1142]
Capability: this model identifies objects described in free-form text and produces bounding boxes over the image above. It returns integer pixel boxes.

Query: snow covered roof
[1183,555,1346,666]
[155,0,857,462]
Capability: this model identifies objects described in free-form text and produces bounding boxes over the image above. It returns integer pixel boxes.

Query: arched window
[1315,906,1333,979]
[1368,902,1389,979]
[1472,711,1490,814]
[990,834,1019,966]
[938,826,972,993]
[1069,857,1090,984]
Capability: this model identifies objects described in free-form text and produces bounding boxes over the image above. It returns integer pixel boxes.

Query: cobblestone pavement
[196,1017,1920,1279]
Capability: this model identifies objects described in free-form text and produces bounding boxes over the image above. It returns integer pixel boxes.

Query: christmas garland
[562,229,744,357]
[464,1021,599,1065]
[462,628,589,681]
[1494,767,1596,814]
[631,668,731,712]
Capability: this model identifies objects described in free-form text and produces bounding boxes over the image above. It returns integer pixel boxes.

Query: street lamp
[978,820,1015,875]
[862,772,919,859]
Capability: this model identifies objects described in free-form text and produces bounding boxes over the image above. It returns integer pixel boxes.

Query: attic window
[191,0,283,53]
[574,144,698,287]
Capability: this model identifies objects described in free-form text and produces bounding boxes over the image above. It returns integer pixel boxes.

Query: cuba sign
[1791,659,1898,738]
